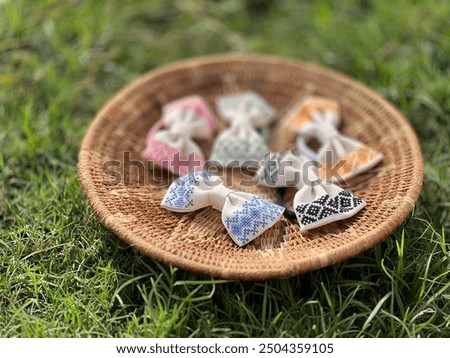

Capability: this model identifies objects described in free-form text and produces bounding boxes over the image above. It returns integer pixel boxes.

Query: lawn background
[0,0,449,337]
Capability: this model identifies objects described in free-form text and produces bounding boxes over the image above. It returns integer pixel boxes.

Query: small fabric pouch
[209,91,276,167]
[161,171,285,246]
[142,95,217,175]
[284,96,383,181]
[256,151,366,231]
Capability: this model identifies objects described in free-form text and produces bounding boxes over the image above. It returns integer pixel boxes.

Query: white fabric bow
[296,110,383,181]
[256,151,366,231]
[284,96,383,182]
[209,92,276,167]
[283,96,340,132]
[142,95,217,175]
[161,172,285,246]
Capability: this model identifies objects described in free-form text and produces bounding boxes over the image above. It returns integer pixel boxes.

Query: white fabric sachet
[209,91,276,167]
[297,110,384,182]
[142,95,216,175]
[283,96,383,182]
[256,151,366,231]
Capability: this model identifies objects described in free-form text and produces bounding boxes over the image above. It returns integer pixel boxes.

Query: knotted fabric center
[165,108,197,138]
[209,185,234,210]
[312,121,340,143]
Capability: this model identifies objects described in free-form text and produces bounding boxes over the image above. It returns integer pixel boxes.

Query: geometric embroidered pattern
[224,196,284,246]
[319,145,383,181]
[285,96,340,131]
[162,172,208,209]
[295,190,364,228]
[210,137,269,166]
[161,171,285,246]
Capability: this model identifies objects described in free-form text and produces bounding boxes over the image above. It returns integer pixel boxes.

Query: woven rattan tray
[78,54,423,280]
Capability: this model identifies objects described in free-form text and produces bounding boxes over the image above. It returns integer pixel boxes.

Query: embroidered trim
[224,196,284,246]
[295,190,364,229]
[162,172,209,209]
[210,137,269,166]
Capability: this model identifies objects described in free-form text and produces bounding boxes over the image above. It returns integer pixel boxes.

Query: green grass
[1,0,449,337]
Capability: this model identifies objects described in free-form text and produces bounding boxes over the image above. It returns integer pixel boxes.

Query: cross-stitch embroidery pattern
[223,196,285,246]
[210,136,269,167]
[296,190,364,230]
[161,172,209,209]
[161,172,285,246]
[284,96,340,131]
[210,92,276,168]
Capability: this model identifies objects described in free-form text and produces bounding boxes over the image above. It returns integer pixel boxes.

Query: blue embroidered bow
[161,172,285,246]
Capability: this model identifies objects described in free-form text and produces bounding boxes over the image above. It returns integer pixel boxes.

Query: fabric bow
[284,96,341,132]
[142,95,217,175]
[161,172,285,246]
[209,91,276,167]
[284,96,383,181]
[256,151,366,231]
[297,112,384,182]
